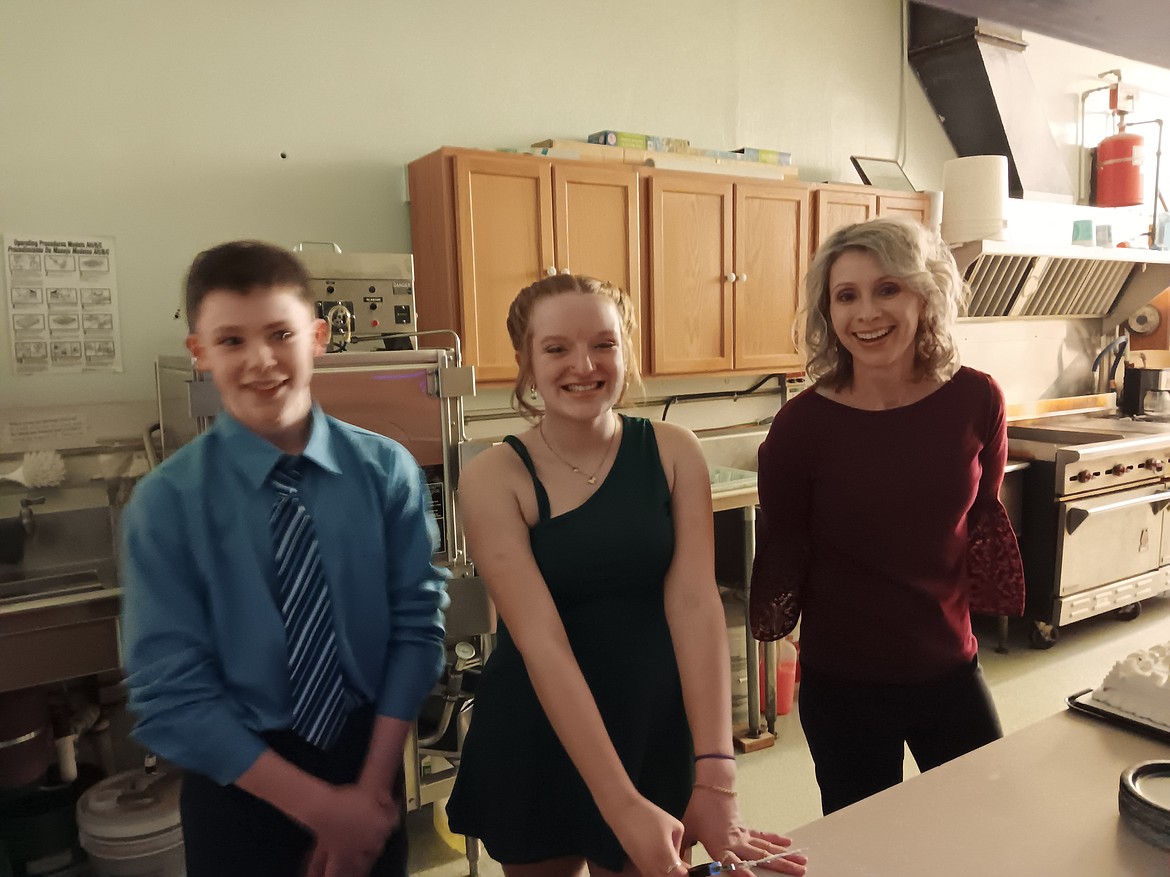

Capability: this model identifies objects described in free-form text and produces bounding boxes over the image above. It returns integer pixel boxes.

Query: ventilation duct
[953,240,1170,326]
[908,3,1074,201]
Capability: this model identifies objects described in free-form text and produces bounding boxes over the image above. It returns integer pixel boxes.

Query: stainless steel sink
[0,570,106,606]
[0,567,121,693]
[0,501,122,693]
[708,465,758,491]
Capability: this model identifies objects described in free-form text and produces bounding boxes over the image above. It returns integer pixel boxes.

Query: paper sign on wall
[4,234,123,375]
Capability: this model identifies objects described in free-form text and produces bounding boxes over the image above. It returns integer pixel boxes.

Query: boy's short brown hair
[185,240,312,331]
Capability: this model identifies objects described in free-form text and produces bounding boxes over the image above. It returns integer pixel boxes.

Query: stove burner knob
[1147,458,1165,473]
[1111,464,1128,477]
[1077,469,1093,483]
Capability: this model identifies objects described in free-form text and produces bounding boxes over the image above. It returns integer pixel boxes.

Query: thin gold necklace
[538,415,620,485]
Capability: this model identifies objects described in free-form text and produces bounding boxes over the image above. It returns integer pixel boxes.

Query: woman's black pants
[798,656,1002,815]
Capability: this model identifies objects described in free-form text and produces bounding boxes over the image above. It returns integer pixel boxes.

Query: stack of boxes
[526,130,796,179]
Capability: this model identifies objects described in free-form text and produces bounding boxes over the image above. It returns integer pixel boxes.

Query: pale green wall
[0,0,952,424]
[4,1,1168,433]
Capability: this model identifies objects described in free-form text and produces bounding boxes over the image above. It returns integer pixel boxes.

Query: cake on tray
[1091,643,1170,728]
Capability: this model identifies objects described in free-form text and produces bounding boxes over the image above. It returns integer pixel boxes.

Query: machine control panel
[1056,442,1170,497]
[297,250,416,351]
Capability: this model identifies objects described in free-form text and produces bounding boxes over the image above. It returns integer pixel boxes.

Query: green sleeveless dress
[446,416,693,869]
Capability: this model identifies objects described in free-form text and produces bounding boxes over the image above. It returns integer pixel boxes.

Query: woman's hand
[608,795,687,877]
[683,787,806,877]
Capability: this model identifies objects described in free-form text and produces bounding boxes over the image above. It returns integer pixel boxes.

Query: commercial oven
[1009,414,1170,648]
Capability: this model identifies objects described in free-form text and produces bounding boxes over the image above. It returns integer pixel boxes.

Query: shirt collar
[214,405,342,490]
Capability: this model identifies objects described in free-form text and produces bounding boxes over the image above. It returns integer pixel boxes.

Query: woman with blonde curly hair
[749,216,1024,815]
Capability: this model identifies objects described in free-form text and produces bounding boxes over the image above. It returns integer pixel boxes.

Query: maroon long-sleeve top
[750,366,1022,684]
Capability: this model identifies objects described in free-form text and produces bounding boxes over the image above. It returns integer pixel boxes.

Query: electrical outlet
[785,374,811,399]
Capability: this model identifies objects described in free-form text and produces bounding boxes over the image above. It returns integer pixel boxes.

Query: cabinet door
[648,175,734,374]
[734,185,810,372]
[814,189,876,249]
[877,192,931,226]
[454,155,554,382]
[553,165,642,352]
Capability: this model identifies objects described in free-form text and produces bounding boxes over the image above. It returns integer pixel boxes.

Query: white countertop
[786,708,1170,875]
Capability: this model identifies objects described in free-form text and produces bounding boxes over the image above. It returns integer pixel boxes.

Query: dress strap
[503,435,551,523]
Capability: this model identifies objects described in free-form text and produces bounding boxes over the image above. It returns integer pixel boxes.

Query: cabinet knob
[546,266,557,277]
[561,267,571,275]
[725,272,737,282]
[738,273,748,282]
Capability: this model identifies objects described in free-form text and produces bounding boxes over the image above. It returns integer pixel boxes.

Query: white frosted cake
[1092,643,1170,728]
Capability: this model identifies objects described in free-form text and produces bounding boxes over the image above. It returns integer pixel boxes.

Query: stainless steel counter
[0,496,121,693]
[787,709,1170,875]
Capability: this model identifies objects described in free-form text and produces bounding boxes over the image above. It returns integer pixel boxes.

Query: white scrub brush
[1,450,67,488]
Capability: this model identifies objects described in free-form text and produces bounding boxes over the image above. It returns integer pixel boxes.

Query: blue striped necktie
[269,456,348,749]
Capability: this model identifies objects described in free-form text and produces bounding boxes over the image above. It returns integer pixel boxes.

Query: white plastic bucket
[941,155,1009,245]
[76,766,184,877]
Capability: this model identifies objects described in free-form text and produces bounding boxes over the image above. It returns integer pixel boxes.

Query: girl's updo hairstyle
[506,274,641,421]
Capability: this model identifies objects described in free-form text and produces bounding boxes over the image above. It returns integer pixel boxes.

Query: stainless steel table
[786,709,1170,875]
[711,486,777,748]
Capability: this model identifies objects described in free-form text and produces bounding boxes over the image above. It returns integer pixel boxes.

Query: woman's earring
[529,385,538,401]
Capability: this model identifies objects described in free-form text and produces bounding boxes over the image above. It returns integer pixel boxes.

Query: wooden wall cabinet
[811,184,932,250]
[408,148,640,383]
[409,147,817,381]
[813,185,877,247]
[647,172,810,375]
[876,192,931,226]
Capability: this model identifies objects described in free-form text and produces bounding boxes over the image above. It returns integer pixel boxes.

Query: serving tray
[1067,688,1170,745]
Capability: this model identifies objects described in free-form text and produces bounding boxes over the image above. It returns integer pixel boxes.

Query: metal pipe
[1079,83,1116,204]
[1091,334,1129,394]
[661,374,782,421]
[1122,119,1164,246]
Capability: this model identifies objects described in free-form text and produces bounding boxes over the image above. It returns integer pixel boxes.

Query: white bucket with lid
[941,154,1009,245]
[76,765,184,877]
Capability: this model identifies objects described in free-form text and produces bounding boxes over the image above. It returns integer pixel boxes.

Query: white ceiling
[920,0,1170,71]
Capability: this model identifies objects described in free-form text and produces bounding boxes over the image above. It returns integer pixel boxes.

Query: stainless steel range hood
[953,239,1170,327]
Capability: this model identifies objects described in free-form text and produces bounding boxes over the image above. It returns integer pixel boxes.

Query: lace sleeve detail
[967,500,1026,617]
[749,518,807,641]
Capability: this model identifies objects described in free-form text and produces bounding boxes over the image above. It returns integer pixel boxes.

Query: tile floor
[406,595,1170,877]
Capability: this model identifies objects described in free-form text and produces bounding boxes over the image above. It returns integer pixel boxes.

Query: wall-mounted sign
[4,234,123,375]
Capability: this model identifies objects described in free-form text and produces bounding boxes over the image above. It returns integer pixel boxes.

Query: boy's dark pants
[179,705,408,877]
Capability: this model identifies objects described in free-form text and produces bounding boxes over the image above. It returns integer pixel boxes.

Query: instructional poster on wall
[3,234,123,375]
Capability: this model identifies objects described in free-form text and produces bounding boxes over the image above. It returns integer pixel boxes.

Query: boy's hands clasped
[303,783,399,877]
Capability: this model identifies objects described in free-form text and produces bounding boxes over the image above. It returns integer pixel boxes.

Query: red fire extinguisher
[1097,128,1145,207]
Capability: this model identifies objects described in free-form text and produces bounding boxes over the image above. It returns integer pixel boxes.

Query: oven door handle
[1066,488,1170,534]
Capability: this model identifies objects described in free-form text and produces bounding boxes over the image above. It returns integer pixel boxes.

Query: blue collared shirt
[120,406,449,784]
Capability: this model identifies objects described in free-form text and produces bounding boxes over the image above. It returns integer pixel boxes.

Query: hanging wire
[660,374,783,421]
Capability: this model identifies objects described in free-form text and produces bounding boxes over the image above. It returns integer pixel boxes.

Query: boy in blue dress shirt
[120,240,449,877]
